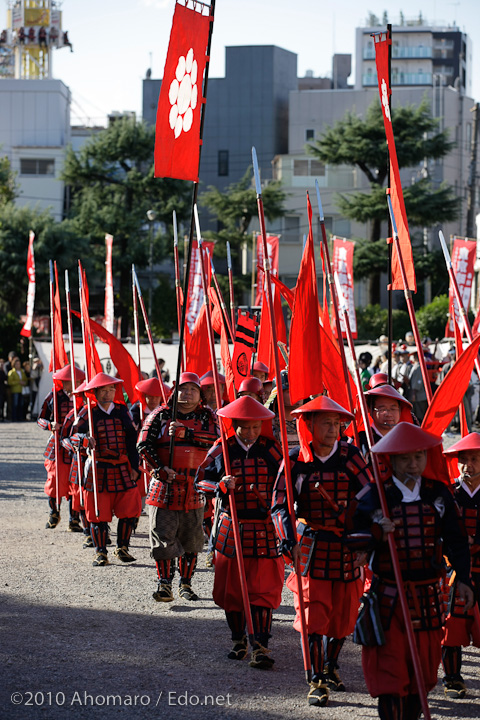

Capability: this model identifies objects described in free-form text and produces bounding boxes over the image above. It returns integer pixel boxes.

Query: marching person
[441,432,480,698]
[195,396,283,668]
[68,372,141,567]
[200,370,226,413]
[137,372,218,602]
[359,384,414,465]
[37,364,84,529]
[238,376,265,404]
[272,396,372,706]
[352,423,474,720]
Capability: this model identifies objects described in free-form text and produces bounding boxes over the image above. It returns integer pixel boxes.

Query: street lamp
[146,210,157,317]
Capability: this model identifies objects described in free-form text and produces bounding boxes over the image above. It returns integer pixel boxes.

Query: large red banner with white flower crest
[332,237,357,339]
[20,231,35,337]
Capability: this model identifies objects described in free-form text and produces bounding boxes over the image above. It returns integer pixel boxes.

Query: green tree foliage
[0,313,23,358]
[355,304,410,341]
[200,169,287,301]
[62,117,191,332]
[415,294,450,339]
[0,153,17,206]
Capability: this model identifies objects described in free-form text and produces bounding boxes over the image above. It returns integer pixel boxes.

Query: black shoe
[227,637,248,660]
[178,583,199,601]
[307,681,329,706]
[82,535,94,549]
[324,666,345,691]
[443,675,467,699]
[114,546,136,563]
[46,511,61,529]
[249,643,274,670]
[92,552,109,567]
[153,583,174,602]
[68,519,83,533]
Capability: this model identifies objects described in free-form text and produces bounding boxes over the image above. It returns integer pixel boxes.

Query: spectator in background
[22,360,31,420]
[29,358,43,419]
[7,357,28,422]
[0,359,7,420]
[406,349,429,423]
[358,352,373,391]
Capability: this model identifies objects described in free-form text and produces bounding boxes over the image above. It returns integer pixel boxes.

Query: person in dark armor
[272,396,372,706]
[352,423,474,720]
[195,396,283,669]
[137,372,218,602]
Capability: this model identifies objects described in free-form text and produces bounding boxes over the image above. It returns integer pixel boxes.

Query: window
[283,216,300,243]
[293,159,309,176]
[310,160,325,177]
[305,128,315,141]
[218,150,229,177]
[20,158,55,175]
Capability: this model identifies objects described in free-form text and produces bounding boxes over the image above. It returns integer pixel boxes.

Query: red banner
[231,310,259,389]
[332,236,357,339]
[104,233,114,333]
[445,237,476,337]
[374,33,416,292]
[185,239,214,333]
[255,234,279,306]
[154,1,212,181]
[20,231,35,338]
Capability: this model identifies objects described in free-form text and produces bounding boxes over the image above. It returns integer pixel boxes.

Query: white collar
[236,436,257,453]
[392,474,421,502]
[314,440,338,463]
[98,402,115,415]
[459,478,480,498]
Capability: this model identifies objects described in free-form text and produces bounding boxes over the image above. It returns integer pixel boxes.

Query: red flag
[154,1,212,181]
[257,279,287,380]
[231,310,259,389]
[49,262,68,372]
[374,33,416,292]
[104,233,114,333]
[445,237,476,337]
[255,234,279,306]
[453,316,468,437]
[332,237,357,339]
[209,288,235,402]
[289,194,323,404]
[186,304,211,377]
[20,231,36,338]
[422,333,480,436]
[472,302,480,338]
[185,239,215,333]
[265,269,295,310]
[79,266,103,382]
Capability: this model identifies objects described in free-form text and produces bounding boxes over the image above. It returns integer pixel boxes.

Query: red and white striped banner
[446,237,476,337]
[255,234,279,306]
[104,233,114,333]
[186,239,215,333]
[20,231,35,338]
[332,236,357,339]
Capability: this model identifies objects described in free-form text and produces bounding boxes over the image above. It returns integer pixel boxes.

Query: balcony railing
[363,72,433,86]
[364,46,432,59]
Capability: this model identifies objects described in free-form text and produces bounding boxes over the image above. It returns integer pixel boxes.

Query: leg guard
[442,645,462,678]
[308,633,325,683]
[90,521,109,553]
[226,611,246,641]
[405,695,421,720]
[324,636,346,691]
[155,559,174,584]
[378,695,406,720]
[178,552,197,583]
[48,497,58,513]
[251,605,273,647]
[117,517,136,549]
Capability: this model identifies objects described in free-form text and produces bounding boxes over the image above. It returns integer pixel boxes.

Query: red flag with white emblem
[20,231,35,338]
[154,1,212,182]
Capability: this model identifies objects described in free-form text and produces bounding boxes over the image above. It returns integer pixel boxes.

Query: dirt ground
[0,422,479,720]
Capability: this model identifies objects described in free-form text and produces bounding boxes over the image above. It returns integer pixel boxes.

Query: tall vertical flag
[20,230,36,338]
[332,237,357,339]
[445,237,476,337]
[49,262,68,372]
[254,234,279,306]
[104,233,114,333]
[185,238,215,333]
[374,33,416,292]
[231,310,259,390]
[154,1,213,181]
[288,194,323,404]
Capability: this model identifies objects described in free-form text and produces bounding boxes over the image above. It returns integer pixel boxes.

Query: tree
[308,100,459,302]
[62,117,191,333]
[200,169,287,302]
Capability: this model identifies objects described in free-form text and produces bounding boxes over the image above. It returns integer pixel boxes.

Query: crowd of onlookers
[0,351,43,422]
[359,331,479,429]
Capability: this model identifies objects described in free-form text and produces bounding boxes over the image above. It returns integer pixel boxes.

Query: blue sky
[5,0,478,126]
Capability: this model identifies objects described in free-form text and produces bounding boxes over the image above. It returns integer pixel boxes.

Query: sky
[4,0,479,125]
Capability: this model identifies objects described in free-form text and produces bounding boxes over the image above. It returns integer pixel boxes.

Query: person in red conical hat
[67,372,141,567]
[131,377,168,431]
[271,395,373,706]
[137,370,218,603]
[267,370,300,450]
[252,361,269,383]
[352,422,474,720]
[195,396,283,668]
[440,432,480,698]
[238,376,265,404]
[37,364,86,531]
[200,370,226,412]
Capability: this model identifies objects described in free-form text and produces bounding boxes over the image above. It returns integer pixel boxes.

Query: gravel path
[0,422,479,719]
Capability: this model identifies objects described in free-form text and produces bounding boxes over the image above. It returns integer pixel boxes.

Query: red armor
[38,390,73,464]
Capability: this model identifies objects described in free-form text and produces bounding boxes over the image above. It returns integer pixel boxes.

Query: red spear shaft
[65,269,84,506]
[386,194,432,403]
[226,241,236,333]
[252,147,311,683]
[315,180,360,448]
[131,265,149,495]
[49,261,60,509]
[194,206,256,649]
[334,273,432,720]
[132,266,168,406]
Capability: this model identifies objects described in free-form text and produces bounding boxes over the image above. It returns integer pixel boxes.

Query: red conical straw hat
[135,378,163,396]
[238,377,264,395]
[217,395,274,421]
[365,383,412,409]
[291,395,353,421]
[371,422,442,455]
[253,361,269,374]
[84,372,123,390]
[443,432,480,456]
[52,364,85,382]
